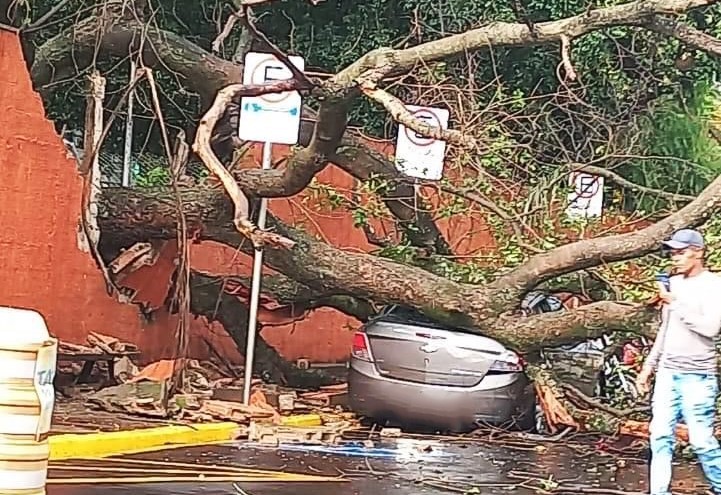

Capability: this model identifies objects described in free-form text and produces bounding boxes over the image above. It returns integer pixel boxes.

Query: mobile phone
[655,272,671,292]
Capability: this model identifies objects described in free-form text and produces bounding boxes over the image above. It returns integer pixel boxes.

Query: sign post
[122,59,136,187]
[566,172,604,218]
[238,52,305,405]
[394,105,450,181]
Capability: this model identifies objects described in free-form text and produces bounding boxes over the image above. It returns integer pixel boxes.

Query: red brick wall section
[0,30,225,364]
[0,28,553,366]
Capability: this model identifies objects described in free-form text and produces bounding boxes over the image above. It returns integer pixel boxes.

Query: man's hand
[635,366,654,396]
[657,283,675,305]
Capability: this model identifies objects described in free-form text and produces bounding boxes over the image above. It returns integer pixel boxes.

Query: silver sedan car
[348,306,537,433]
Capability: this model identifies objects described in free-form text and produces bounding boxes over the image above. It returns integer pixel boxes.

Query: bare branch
[574,163,695,202]
[212,10,241,54]
[21,0,71,33]
[238,6,315,89]
[192,81,304,249]
[428,180,545,253]
[359,83,476,148]
[560,35,577,81]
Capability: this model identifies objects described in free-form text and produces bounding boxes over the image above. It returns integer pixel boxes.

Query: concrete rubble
[54,334,358,439]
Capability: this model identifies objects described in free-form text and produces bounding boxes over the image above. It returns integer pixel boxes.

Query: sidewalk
[49,399,323,460]
[49,422,242,460]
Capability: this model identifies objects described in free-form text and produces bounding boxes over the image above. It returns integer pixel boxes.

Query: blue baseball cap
[661,229,705,250]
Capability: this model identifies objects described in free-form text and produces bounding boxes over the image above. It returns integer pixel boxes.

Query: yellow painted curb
[49,422,241,461]
[280,414,322,427]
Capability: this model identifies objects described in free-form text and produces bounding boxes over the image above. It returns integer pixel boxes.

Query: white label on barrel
[34,343,56,438]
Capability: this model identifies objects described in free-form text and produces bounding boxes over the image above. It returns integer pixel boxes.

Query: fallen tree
[99,185,665,352]
[17,0,721,433]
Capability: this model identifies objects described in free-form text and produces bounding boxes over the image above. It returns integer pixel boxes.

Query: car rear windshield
[375,305,453,330]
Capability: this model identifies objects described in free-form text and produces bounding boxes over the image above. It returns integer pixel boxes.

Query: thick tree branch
[99,186,661,351]
[496,301,658,352]
[30,14,242,104]
[645,14,721,56]
[493,172,721,294]
[376,0,716,77]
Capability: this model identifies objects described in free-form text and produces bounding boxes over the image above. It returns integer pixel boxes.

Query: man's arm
[672,278,721,339]
[643,305,669,371]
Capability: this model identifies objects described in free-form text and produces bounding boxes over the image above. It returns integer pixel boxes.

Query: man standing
[636,228,721,495]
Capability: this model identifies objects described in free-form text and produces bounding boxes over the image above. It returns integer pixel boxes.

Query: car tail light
[489,350,524,372]
[352,332,373,362]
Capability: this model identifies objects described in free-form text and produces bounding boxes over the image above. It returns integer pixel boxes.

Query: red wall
[0,30,161,358]
[0,29,500,365]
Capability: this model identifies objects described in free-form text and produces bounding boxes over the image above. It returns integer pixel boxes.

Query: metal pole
[121,59,136,187]
[242,141,273,405]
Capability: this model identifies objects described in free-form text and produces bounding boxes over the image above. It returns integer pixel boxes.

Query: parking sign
[394,105,450,181]
[238,52,305,145]
[566,172,604,218]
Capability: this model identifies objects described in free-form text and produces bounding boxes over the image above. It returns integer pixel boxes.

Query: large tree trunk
[99,186,660,353]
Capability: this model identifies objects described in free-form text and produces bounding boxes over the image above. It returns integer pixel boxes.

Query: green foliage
[19,0,721,284]
[134,165,172,187]
[622,81,721,212]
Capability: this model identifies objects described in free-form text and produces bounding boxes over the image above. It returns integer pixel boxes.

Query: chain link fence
[62,129,210,188]
[97,151,210,187]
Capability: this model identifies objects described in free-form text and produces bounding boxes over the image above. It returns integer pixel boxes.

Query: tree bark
[189,271,340,387]
[189,271,290,383]
[99,186,661,352]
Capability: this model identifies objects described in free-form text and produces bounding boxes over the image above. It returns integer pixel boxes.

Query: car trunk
[365,319,505,387]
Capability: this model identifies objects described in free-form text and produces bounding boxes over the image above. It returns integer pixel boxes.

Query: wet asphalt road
[46,436,710,494]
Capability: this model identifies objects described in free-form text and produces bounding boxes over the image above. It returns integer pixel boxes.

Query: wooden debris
[298,383,348,408]
[109,242,154,274]
[619,419,690,442]
[85,380,170,418]
[535,381,579,433]
[58,333,139,356]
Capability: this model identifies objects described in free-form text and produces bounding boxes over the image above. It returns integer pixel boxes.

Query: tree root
[528,364,704,443]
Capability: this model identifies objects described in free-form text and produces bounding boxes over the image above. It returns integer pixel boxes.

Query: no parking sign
[566,172,604,218]
[394,105,450,181]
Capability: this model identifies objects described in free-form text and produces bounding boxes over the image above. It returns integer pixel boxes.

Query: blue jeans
[649,368,721,495]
